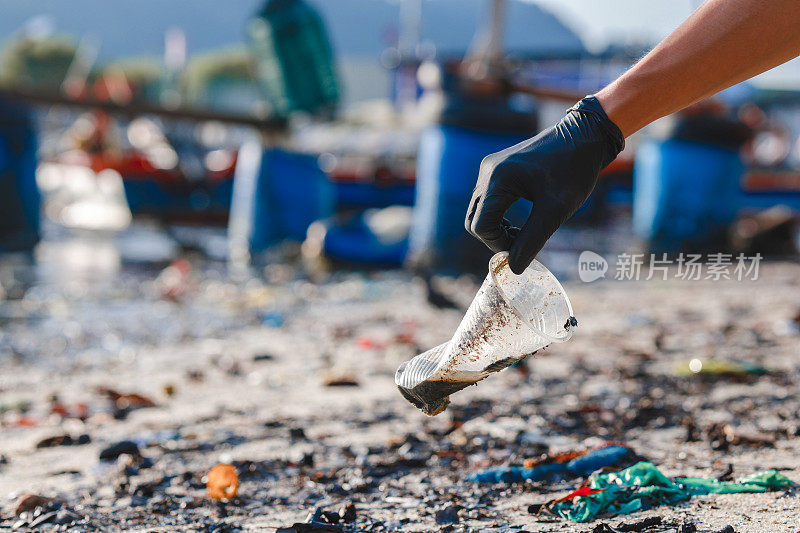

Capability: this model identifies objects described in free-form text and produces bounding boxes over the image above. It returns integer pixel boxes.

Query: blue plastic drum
[633,139,742,253]
[0,101,40,253]
[409,124,532,272]
[229,138,334,259]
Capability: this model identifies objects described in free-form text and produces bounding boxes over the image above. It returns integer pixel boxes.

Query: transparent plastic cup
[396,251,575,415]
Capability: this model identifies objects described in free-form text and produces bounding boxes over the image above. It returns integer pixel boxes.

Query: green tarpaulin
[551,461,794,522]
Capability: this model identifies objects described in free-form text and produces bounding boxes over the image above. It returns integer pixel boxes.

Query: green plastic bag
[551,461,794,522]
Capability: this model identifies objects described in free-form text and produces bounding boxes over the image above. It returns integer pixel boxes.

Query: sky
[530,0,800,87]
[531,0,696,52]
[0,0,797,88]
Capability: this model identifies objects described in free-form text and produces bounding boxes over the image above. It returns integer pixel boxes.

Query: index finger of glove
[508,202,565,274]
[467,192,518,253]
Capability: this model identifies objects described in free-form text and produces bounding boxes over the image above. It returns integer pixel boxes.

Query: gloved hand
[465,95,625,274]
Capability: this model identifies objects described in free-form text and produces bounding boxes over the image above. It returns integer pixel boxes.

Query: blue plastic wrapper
[466,445,633,484]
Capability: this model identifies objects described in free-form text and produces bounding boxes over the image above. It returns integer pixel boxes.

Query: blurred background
[2,1,800,530]
[2,0,800,280]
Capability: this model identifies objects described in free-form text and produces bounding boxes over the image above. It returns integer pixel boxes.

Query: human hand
[465,96,624,274]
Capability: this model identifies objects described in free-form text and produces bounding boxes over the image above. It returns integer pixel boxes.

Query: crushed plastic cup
[396,251,576,415]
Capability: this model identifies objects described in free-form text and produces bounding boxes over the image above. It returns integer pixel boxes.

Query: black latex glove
[465,95,625,274]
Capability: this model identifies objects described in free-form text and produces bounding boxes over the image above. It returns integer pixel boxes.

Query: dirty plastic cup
[396,251,575,415]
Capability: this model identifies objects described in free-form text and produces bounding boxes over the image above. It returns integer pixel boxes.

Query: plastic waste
[467,461,567,484]
[675,358,768,378]
[206,464,240,500]
[566,446,635,477]
[466,445,634,484]
[396,251,575,415]
[548,461,794,522]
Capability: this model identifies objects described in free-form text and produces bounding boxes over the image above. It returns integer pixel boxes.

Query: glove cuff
[569,95,625,156]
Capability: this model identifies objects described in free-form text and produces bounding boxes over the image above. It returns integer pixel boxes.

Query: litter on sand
[206,464,240,501]
[674,358,768,378]
[534,461,793,522]
[466,444,636,484]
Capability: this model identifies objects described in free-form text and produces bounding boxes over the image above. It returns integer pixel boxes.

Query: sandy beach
[1,252,799,532]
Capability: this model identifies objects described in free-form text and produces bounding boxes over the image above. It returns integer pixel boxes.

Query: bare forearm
[597,0,800,136]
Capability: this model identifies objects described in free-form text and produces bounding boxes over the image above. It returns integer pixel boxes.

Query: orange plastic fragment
[206,464,239,500]
[524,448,587,469]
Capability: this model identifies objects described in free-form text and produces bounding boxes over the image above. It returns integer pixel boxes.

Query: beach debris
[681,415,701,442]
[393,331,417,346]
[162,383,176,397]
[676,522,697,533]
[424,276,460,310]
[397,253,574,416]
[49,394,89,420]
[206,464,239,500]
[154,259,192,301]
[711,526,735,533]
[96,387,157,414]
[615,516,662,531]
[675,358,768,379]
[355,336,385,350]
[54,509,82,526]
[99,440,140,461]
[14,493,52,515]
[48,399,89,420]
[588,517,662,533]
[338,502,356,522]
[28,511,58,528]
[714,462,734,482]
[35,433,90,448]
[467,444,636,484]
[276,523,343,533]
[321,370,359,387]
[434,504,461,525]
[4,219,800,531]
[261,311,285,328]
[9,415,39,427]
[590,525,617,533]
[15,507,82,528]
[276,506,345,532]
[706,422,775,451]
[289,427,307,440]
[539,461,793,522]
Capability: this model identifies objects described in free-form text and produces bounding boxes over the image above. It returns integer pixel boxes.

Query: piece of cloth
[550,461,794,522]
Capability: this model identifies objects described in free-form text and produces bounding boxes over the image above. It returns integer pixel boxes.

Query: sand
[1,259,799,532]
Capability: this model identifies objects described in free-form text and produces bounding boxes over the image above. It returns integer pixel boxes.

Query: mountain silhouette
[0,0,584,60]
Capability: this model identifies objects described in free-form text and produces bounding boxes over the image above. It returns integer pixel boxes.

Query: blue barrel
[229,138,334,259]
[633,139,743,253]
[121,175,233,222]
[321,215,409,266]
[0,101,39,253]
[334,182,415,209]
[408,125,533,272]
